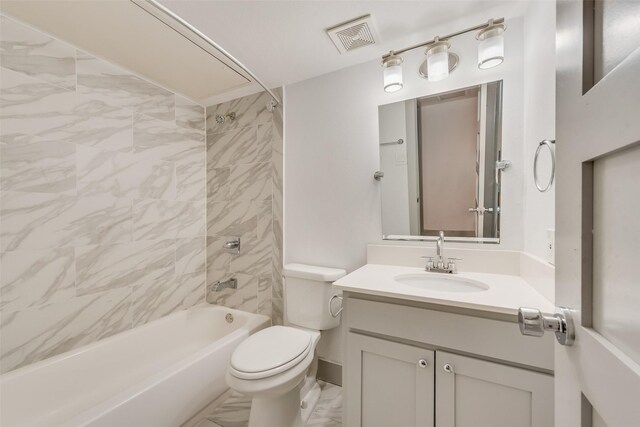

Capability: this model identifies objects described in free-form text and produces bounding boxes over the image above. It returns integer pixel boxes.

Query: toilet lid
[230,326,312,376]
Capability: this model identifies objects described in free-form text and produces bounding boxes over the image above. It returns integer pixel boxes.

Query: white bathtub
[0,304,270,427]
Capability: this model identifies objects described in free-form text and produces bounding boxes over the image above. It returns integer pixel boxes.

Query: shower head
[215,112,236,124]
[266,99,278,112]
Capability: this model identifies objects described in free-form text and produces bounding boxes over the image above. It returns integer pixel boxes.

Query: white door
[554,1,640,426]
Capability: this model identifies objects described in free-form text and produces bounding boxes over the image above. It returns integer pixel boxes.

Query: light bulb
[382,54,403,92]
[478,23,505,69]
[425,39,450,82]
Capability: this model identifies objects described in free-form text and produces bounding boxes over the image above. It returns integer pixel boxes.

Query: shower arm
[131,0,281,109]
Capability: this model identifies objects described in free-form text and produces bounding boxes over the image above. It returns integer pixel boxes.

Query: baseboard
[317,358,342,386]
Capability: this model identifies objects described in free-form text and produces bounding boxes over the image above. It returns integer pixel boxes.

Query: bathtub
[0,304,270,427]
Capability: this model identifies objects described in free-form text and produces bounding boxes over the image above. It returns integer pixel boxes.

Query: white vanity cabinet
[435,351,553,427]
[346,333,435,427]
[343,293,555,427]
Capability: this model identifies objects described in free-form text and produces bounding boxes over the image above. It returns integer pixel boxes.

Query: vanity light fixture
[382,53,404,92]
[477,19,506,69]
[424,37,454,81]
[381,17,505,91]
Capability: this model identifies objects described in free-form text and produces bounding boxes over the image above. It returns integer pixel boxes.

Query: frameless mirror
[378,81,504,243]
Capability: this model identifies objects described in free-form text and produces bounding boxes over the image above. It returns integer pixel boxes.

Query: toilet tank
[283,263,346,330]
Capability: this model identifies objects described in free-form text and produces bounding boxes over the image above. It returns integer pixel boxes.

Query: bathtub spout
[207,278,238,301]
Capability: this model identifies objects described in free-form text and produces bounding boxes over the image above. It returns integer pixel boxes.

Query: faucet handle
[447,257,462,261]
[223,237,241,254]
[421,256,435,270]
[446,260,459,274]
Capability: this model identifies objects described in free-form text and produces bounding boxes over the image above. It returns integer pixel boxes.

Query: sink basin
[394,273,489,293]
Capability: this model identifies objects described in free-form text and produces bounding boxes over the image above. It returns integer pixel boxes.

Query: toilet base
[248,378,321,427]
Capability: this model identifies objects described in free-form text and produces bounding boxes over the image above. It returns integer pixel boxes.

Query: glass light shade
[382,57,403,92]
[426,41,450,82]
[478,26,505,69]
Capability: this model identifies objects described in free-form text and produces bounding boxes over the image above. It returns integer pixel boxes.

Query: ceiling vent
[326,15,378,54]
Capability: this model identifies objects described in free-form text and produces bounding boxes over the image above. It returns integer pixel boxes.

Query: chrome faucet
[423,231,460,274]
[436,230,445,268]
[206,278,237,303]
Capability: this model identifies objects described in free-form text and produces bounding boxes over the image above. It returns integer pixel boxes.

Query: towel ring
[534,139,555,192]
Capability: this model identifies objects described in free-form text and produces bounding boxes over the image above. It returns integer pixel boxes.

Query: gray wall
[522,1,556,262]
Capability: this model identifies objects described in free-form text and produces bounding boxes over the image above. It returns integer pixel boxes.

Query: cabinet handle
[443,363,454,373]
[418,359,428,368]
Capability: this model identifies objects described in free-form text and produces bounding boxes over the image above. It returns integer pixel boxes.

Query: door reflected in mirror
[378,81,504,243]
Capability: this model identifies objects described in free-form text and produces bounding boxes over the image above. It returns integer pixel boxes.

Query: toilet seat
[229,326,312,380]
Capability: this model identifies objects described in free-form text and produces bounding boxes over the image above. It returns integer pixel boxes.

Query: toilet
[225,263,346,427]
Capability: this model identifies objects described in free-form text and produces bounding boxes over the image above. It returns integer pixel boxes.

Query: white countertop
[333,264,556,316]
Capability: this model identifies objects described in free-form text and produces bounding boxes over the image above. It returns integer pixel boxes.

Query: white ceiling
[161,0,531,104]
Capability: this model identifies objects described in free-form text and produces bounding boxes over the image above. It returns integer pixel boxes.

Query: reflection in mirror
[378,81,504,243]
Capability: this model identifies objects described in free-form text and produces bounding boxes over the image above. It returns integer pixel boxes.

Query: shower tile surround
[0,15,208,374]
[0,15,284,374]
[205,89,284,324]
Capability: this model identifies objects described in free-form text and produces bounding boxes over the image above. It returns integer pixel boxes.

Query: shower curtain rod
[132,0,281,108]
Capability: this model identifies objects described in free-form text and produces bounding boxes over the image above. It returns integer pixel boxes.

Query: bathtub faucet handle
[223,237,240,254]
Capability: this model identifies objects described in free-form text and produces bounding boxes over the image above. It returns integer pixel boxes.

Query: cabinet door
[435,351,553,427]
[345,333,434,427]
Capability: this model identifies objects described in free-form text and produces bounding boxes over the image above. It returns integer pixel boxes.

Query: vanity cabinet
[343,294,555,427]
[435,351,553,427]
[346,333,435,427]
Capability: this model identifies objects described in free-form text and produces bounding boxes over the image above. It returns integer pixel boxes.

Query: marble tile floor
[197,381,342,427]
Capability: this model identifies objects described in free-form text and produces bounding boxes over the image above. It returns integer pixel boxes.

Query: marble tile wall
[0,15,207,373]
[205,89,284,324]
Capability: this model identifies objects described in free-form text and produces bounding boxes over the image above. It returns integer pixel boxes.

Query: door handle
[517,307,575,346]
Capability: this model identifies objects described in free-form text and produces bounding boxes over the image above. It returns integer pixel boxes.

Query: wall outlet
[546,229,555,265]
